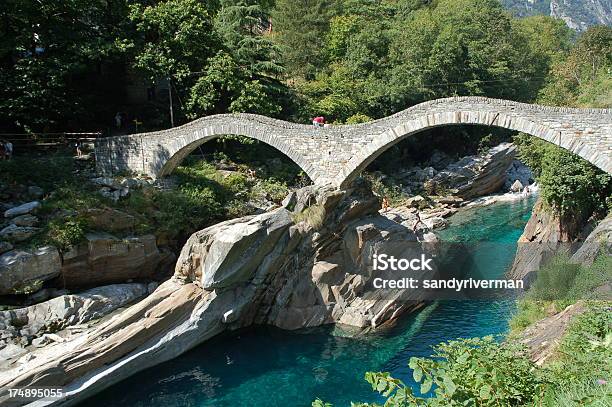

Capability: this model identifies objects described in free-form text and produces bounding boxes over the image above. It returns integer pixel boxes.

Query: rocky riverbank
[0,142,543,405]
[0,182,442,405]
[507,199,611,284]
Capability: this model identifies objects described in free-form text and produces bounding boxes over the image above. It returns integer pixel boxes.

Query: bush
[45,217,88,250]
[513,133,612,222]
[362,173,407,206]
[318,337,545,407]
[251,178,289,204]
[546,305,612,388]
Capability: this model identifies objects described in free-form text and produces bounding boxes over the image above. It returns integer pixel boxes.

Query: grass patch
[292,204,326,229]
[510,253,612,335]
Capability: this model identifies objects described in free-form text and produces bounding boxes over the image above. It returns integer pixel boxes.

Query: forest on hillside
[0,0,610,134]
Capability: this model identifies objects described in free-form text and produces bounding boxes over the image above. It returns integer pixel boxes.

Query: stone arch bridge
[95,97,612,186]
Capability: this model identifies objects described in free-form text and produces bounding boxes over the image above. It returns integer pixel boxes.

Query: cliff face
[507,198,611,283]
[501,0,612,31]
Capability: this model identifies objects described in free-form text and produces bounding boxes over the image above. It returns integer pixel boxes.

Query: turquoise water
[89,197,535,407]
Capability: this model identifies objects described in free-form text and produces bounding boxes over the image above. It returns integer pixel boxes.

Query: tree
[0,0,130,132]
[538,26,612,108]
[272,0,335,79]
[128,0,219,81]
[388,0,550,104]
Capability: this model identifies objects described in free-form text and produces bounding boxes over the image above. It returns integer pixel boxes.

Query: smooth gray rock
[201,209,292,289]
[0,283,149,345]
[11,214,39,227]
[3,201,41,218]
[60,233,164,288]
[510,179,524,193]
[571,215,612,266]
[431,143,516,199]
[0,241,12,255]
[0,224,40,242]
[0,246,61,295]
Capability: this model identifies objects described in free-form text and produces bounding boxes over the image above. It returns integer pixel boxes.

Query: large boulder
[0,184,439,406]
[84,208,135,232]
[11,214,39,227]
[59,233,164,288]
[176,208,293,289]
[431,143,516,199]
[0,247,61,295]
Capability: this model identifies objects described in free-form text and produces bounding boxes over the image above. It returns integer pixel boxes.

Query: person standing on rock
[75,140,83,157]
[412,211,426,235]
[4,139,12,160]
[382,196,390,212]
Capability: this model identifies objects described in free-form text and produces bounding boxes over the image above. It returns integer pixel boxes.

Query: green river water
[89,196,536,407]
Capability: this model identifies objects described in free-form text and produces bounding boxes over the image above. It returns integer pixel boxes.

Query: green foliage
[322,337,544,406]
[541,305,612,405]
[272,0,335,79]
[0,156,74,190]
[538,26,612,108]
[362,174,408,206]
[510,253,612,333]
[251,178,289,204]
[409,337,543,406]
[0,0,129,132]
[509,299,550,333]
[45,217,88,251]
[514,133,612,221]
[317,312,611,406]
[345,114,372,124]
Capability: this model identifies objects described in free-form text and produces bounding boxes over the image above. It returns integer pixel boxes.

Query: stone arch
[95,97,611,186]
[335,108,610,188]
[155,123,315,182]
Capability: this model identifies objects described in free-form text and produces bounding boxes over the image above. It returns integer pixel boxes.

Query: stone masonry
[95,97,612,186]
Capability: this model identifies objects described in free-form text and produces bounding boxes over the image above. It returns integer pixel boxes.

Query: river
[89,196,536,407]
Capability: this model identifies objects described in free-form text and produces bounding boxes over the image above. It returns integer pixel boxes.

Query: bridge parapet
[95,97,612,186]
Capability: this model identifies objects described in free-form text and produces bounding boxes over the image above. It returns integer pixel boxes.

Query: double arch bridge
[95,96,612,186]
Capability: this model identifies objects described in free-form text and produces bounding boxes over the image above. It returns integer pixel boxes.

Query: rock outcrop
[571,214,612,265]
[506,199,572,283]
[0,247,61,295]
[430,143,517,199]
[519,301,588,366]
[388,143,523,201]
[3,201,41,218]
[59,233,172,288]
[0,283,149,360]
[0,183,438,405]
[508,199,611,284]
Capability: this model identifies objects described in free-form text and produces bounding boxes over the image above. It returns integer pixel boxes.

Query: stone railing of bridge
[95,96,612,187]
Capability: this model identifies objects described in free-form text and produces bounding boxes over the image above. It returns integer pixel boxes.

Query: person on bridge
[312,116,325,127]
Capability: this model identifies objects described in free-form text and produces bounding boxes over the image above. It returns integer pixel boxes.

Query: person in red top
[312,116,325,127]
